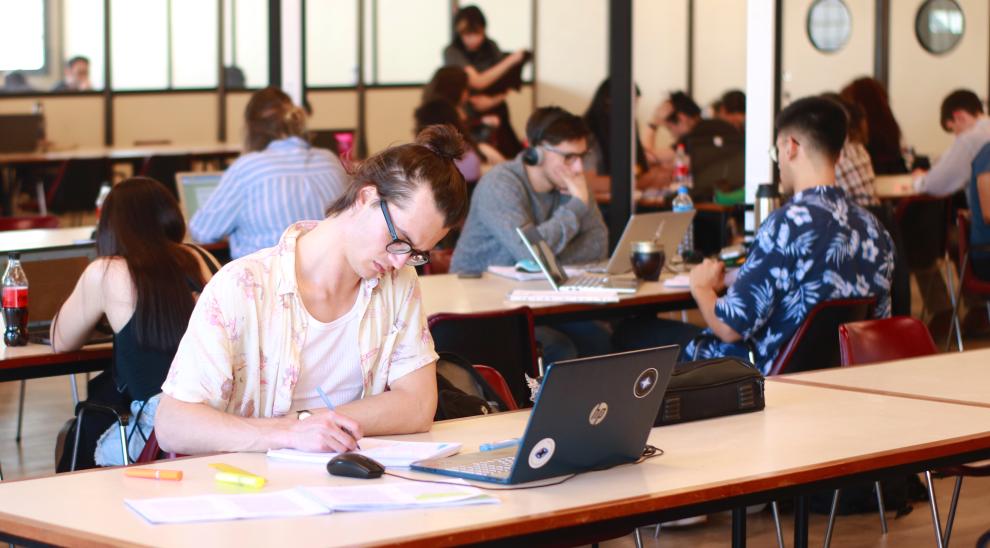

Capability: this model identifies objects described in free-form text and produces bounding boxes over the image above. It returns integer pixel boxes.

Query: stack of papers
[125,483,497,524]
[267,438,461,467]
[507,289,620,304]
[487,265,587,281]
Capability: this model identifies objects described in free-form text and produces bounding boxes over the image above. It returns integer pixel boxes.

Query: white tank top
[291,297,363,412]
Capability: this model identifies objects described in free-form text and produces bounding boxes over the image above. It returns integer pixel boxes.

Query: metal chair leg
[824,490,840,548]
[69,375,80,405]
[924,470,947,548]
[771,501,785,548]
[654,522,662,538]
[874,481,889,534]
[15,380,25,443]
[943,476,963,548]
[69,408,86,472]
[945,253,965,352]
[633,527,643,548]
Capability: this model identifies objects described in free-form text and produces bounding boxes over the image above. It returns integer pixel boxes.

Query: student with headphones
[450,107,610,362]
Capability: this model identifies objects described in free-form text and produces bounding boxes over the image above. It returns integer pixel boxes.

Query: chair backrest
[46,158,111,214]
[473,364,518,410]
[957,211,990,294]
[839,316,937,366]
[0,215,58,230]
[136,429,181,463]
[895,195,949,270]
[428,307,538,406]
[768,297,876,376]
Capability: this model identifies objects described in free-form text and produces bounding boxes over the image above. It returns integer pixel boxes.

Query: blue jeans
[535,320,613,366]
[611,315,704,359]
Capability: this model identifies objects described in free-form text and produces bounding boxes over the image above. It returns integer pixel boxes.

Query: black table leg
[794,495,810,548]
[732,506,747,548]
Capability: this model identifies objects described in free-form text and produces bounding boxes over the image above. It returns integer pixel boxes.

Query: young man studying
[684,96,896,374]
[154,126,468,454]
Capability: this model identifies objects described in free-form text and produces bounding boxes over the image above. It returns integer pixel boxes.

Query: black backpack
[434,352,510,421]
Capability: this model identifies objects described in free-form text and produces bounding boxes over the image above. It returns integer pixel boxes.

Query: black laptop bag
[654,357,765,426]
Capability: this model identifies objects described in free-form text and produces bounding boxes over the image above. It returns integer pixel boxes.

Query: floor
[1,273,989,546]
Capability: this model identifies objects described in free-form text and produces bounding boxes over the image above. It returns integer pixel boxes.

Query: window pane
[0,0,45,72]
[171,0,218,88]
[224,0,268,88]
[63,0,106,90]
[306,0,358,87]
[111,0,168,90]
[375,0,447,84]
[469,0,533,80]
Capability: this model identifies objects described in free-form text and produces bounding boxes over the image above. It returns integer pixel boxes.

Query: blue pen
[315,387,362,450]
[480,438,519,452]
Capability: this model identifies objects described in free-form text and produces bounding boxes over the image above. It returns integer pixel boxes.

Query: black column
[102,0,113,146]
[874,0,891,89]
[355,0,368,159]
[268,0,282,88]
[217,0,226,143]
[607,0,634,252]
[772,0,783,118]
[686,0,695,98]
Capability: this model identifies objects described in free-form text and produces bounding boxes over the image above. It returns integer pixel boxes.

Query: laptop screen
[175,172,222,220]
[517,225,569,287]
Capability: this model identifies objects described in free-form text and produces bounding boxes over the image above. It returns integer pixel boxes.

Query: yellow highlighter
[210,463,266,488]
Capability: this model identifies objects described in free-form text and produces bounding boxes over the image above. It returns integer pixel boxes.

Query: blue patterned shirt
[189,137,348,258]
[685,186,895,374]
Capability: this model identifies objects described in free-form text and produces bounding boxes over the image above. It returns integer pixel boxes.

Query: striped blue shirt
[189,136,348,258]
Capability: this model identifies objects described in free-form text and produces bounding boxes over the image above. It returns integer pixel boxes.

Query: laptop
[411,345,677,484]
[686,132,745,202]
[588,211,696,274]
[0,114,42,153]
[175,172,222,220]
[516,226,639,293]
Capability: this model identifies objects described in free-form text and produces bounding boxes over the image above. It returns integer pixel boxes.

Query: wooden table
[775,348,990,407]
[0,143,241,167]
[1,379,989,547]
[875,174,916,200]
[419,272,695,322]
[0,342,111,383]
[0,225,94,254]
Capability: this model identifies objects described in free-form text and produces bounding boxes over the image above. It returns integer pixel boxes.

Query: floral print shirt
[162,221,438,418]
[685,186,895,374]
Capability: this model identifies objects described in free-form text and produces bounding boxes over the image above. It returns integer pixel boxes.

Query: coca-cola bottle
[3,252,29,346]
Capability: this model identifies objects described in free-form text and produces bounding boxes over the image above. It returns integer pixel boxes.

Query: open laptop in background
[411,345,677,484]
[686,132,745,202]
[175,172,222,221]
[516,226,639,293]
[586,211,695,274]
[0,114,43,153]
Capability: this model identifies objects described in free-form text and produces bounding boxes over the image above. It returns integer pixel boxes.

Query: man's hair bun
[416,124,467,161]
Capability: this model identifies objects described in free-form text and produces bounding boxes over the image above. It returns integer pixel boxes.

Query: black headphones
[522,108,569,166]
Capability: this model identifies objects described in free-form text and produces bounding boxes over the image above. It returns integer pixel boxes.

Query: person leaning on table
[155,125,469,454]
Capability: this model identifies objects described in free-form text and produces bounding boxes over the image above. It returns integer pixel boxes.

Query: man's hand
[287,410,363,453]
[508,49,528,65]
[689,259,725,293]
[550,162,589,206]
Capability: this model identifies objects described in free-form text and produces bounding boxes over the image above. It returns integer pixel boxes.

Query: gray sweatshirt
[450,156,609,273]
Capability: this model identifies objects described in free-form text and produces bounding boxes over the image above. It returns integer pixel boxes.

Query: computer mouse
[326,452,385,479]
[515,259,541,273]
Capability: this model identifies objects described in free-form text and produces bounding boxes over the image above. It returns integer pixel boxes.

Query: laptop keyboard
[437,456,515,479]
[566,275,609,289]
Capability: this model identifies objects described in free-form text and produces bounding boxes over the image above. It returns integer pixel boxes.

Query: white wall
[693,0,747,108]
[535,0,607,114]
[782,0,875,103]
[890,0,989,156]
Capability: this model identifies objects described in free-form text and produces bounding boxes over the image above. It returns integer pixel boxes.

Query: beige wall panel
[308,90,360,130]
[635,0,689,150]
[782,0,875,103]
[693,0,747,109]
[114,93,217,145]
[365,88,421,155]
[890,0,988,156]
[505,85,534,142]
[0,96,104,148]
[536,0,608,113]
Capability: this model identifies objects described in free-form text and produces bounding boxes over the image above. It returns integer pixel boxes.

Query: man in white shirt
[914,89,990,196]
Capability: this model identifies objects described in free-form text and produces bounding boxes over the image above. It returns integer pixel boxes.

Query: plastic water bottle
[673,144,691,187]
[3,252,29,347]
[672,185,694,259]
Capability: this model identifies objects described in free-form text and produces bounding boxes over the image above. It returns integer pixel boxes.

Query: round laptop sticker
[634,368,660,399]
[528,438,556,469]
[588,402,609,426]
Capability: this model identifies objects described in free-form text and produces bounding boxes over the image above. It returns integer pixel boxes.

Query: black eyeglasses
[542,144,586,165]
[379,200,430,266]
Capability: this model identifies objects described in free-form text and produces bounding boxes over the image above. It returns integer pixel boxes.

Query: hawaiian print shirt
[162,221,438,418]
[685,186,895,374]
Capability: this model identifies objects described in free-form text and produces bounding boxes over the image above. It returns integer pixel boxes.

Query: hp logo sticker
[588,402,609,426]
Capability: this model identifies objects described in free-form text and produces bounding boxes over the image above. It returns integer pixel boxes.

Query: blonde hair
[243,86,307,152]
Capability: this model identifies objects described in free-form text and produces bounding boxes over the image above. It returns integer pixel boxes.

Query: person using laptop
[682,97,895,374]
[50,177,221,470]
[189,87,348,259]
[643,91,739,164]
[155,126,468,455]
[450,107,610,361]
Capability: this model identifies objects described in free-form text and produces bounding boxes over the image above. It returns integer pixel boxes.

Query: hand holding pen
[316,386,363,451]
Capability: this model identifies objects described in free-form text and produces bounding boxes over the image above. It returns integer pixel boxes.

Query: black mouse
[326,452,385,479]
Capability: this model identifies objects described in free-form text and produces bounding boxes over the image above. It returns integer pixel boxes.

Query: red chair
[421,248,453,275]
[765,297,876,376]
[472,365,518,410]
[136,429,182,463]
[0,215,58,230]
[429,307,539,407]
[836,316,987,547]
[949,212,990,348]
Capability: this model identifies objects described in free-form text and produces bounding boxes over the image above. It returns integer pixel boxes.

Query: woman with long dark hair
[51,177,220,469]
[443,5,529,157]
[189,86,348,258]
[841,77,908,175]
